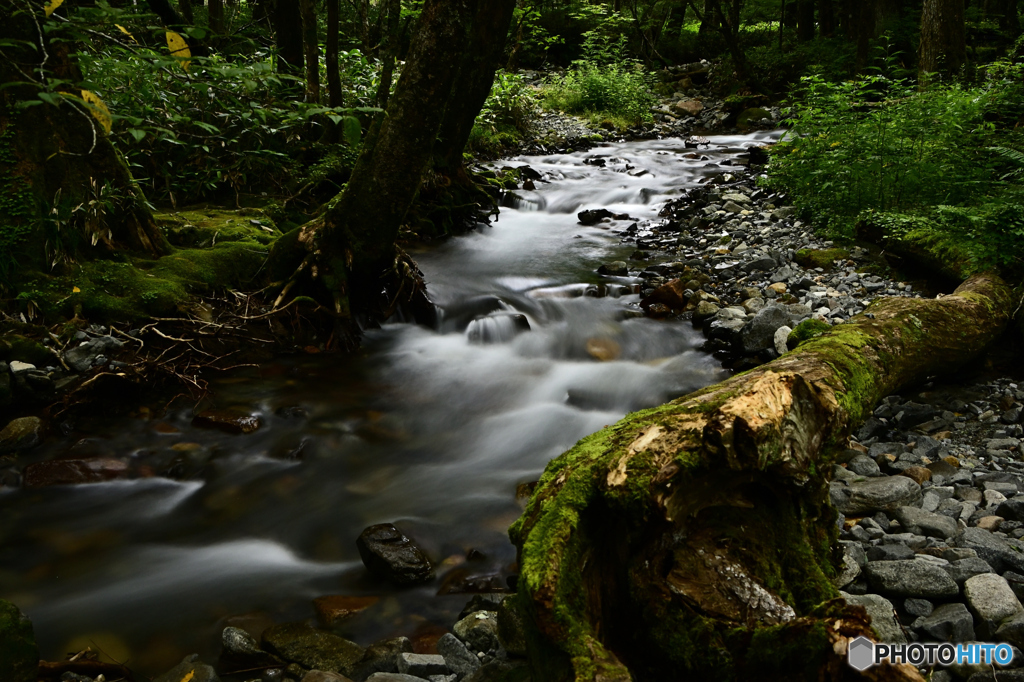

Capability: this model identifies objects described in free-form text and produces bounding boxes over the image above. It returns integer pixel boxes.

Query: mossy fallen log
[510,274,1013,682]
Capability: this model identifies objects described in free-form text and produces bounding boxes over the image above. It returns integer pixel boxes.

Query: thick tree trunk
[208,0,224,34]
[818,0,836,35]
[299,0,320,103]
[178,0,193,23]
[0,2,167,285]
[274,1,304,75]
[797,0,815,39]
[432,0,516,174]
[920,0,966,79]
[1002,0,1020,31]
[510,274,1012,682]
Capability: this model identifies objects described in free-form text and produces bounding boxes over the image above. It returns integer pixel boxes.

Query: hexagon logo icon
[848,636,875,671]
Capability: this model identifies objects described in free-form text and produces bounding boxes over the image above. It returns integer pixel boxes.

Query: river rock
[736,306,791,354]
[366,675,430,682]
[773,325,791,355]
[957,527,1024,574]
[302,672,354,682]
[352,637,413,680]
[964,573,1023,637]
[153,654,220,682]
[693,301,719,322]
[596,261,628,276]
[893,505,958,539]
[914,602,976,642]
[848,454,880,477]
[944,557,996,585]
[453,611,499,652]
[577,209,615,225]
[496,597,528,657]
[842,593,905,643]
[675,99,703,116]
[462,655,529,682]
[996,611,1024,650]
[314,595,380,628]
[997,498,1024,523]
[863,560,959,598]
[22,457,129,488]
[397,653,448,677]
[437,633,480,677]
[832,475,922,514]
[261,622,364,677]
[0,416,42,453]
[0,600,37,682]
[64,335,123,373]
[192,410,261,434]
[222,626,274,663]
[356,524,434,586]
[640,279,687,310]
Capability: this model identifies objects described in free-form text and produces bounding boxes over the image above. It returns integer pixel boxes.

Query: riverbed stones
[351,637,413,680]
[841,593,905,642]
[314,595,380,628]
[640,279,687,310]
[22,457,129,488]
[397,653,448,677]
[832,475,922,514]
[437,633,481,677]
[261,622,364,677]
[496,597,528,657]
[453,611,499,652]
[154,654,220,682]
[0,416,42,454]
[64,335,123,373]
[301,672,353,682]
[357,524,434,586]
[735,305,790,354]
[863,560,959,598]
[0,600,37,682]
[192,409,261,434]
[914,603,976,642]
[597,261,628,276]
[964,573,1023,637]
[893,505,958,539]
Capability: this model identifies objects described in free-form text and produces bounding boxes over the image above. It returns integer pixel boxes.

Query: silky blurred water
[0,132,776,675]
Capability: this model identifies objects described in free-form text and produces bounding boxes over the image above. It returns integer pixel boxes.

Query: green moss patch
[156,207,281,248]
[794,248,849,270]
[786,319,832,350]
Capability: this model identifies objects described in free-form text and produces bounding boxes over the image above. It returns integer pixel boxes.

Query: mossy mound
[787,318,832,350]
[0,599,38,682]
[17,208,278,323]
[795,248,850,270]
[0,335,52,365]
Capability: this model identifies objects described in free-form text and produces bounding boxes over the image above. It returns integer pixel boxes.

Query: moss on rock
[0,599,38,682]
[787,319,832,350]
[795,248,850,270]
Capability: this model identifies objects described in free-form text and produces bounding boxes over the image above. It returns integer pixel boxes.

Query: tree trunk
[432,0,516,174]
[375,0,400,110]
[326,0,341,109]
[208,0,224,34]
[1001,0,1020,32]
[855,0,875,70]
[818,0,835,35]
[797,0,815,40]
[178,0,193,24]
[510,274,1012,682]
[0,1,167,287]
[274,0,304,75]
[299,0,320,103]
[919,0,966,79]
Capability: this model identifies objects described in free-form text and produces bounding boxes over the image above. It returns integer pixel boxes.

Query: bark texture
[920,0,966,78]
[510,275,1012,682]
[299,0,319,103]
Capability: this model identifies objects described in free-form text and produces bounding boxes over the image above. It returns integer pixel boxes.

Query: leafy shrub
[468,71,539,157]
[543,61,654,124]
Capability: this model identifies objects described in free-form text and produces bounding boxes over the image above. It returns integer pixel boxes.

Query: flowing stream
[0,131,777,676]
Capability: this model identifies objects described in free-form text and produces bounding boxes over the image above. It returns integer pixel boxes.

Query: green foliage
[0,118,36,288]
[468,71,538,156]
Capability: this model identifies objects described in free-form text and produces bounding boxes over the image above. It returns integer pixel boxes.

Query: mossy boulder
[736,107,772,128]
[0,599,38,682]
[0,335,51,366]
[787,319,832,350]
[156,208,281,248]
[795,248,850,270]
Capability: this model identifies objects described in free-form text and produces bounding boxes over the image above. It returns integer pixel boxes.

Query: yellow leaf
[166,31,192,72]
[42,0,63,17]
[80,90,112,135]
[72,286,80,293]
[115,24,137,44]
[179,672,195,682]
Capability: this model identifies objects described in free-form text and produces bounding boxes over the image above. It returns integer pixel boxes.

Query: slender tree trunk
[856,0,875,69]
[326,0,341,109]
[252,0,271,26]
[275,1,304,75]
[797,0,815,40]
[375,0,401,110]
[919,0,966,79]
[178,0,193,23]
[209,0,224,33]
[432,0,516,174]
[511,274,1012,682]
[299,0,320,103]
[818,0,835,35]
[1001,0,1020,31]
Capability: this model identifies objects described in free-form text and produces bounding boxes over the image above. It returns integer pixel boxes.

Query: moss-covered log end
[512,276,1010,682]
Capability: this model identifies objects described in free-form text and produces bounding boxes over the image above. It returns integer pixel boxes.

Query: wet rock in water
[863,560,959,598]
[596,261,628,276]
[462,655,529,682]
[153,654,220,682]
[466,314,530,344]
[397,653,448,677]
[0,416,42,453]
[356,524,435,586]
[436,633,480,677]
[584,337,620,361]
[365,674,429,682]
[736,305,790,354]
[314,595,380,628]
[192,410,261,434]
[640,279,687,311]
[841,593,905,643]
[261,622,364,677]
[646,303,671,318]
[693,301,719,322]
[302,671,354,682]
[577,209,615,225]
[222,626,277,664]
[64,335,123,373]
[351,637,413,680]
[831,475,922,514]
[0,599,37,682]
[964,573,1023,637]
[914,603,976,642]
[22,457,129,488]
[453,611,499,652]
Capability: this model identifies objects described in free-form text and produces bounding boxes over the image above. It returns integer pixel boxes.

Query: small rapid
[0,132,777,674]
